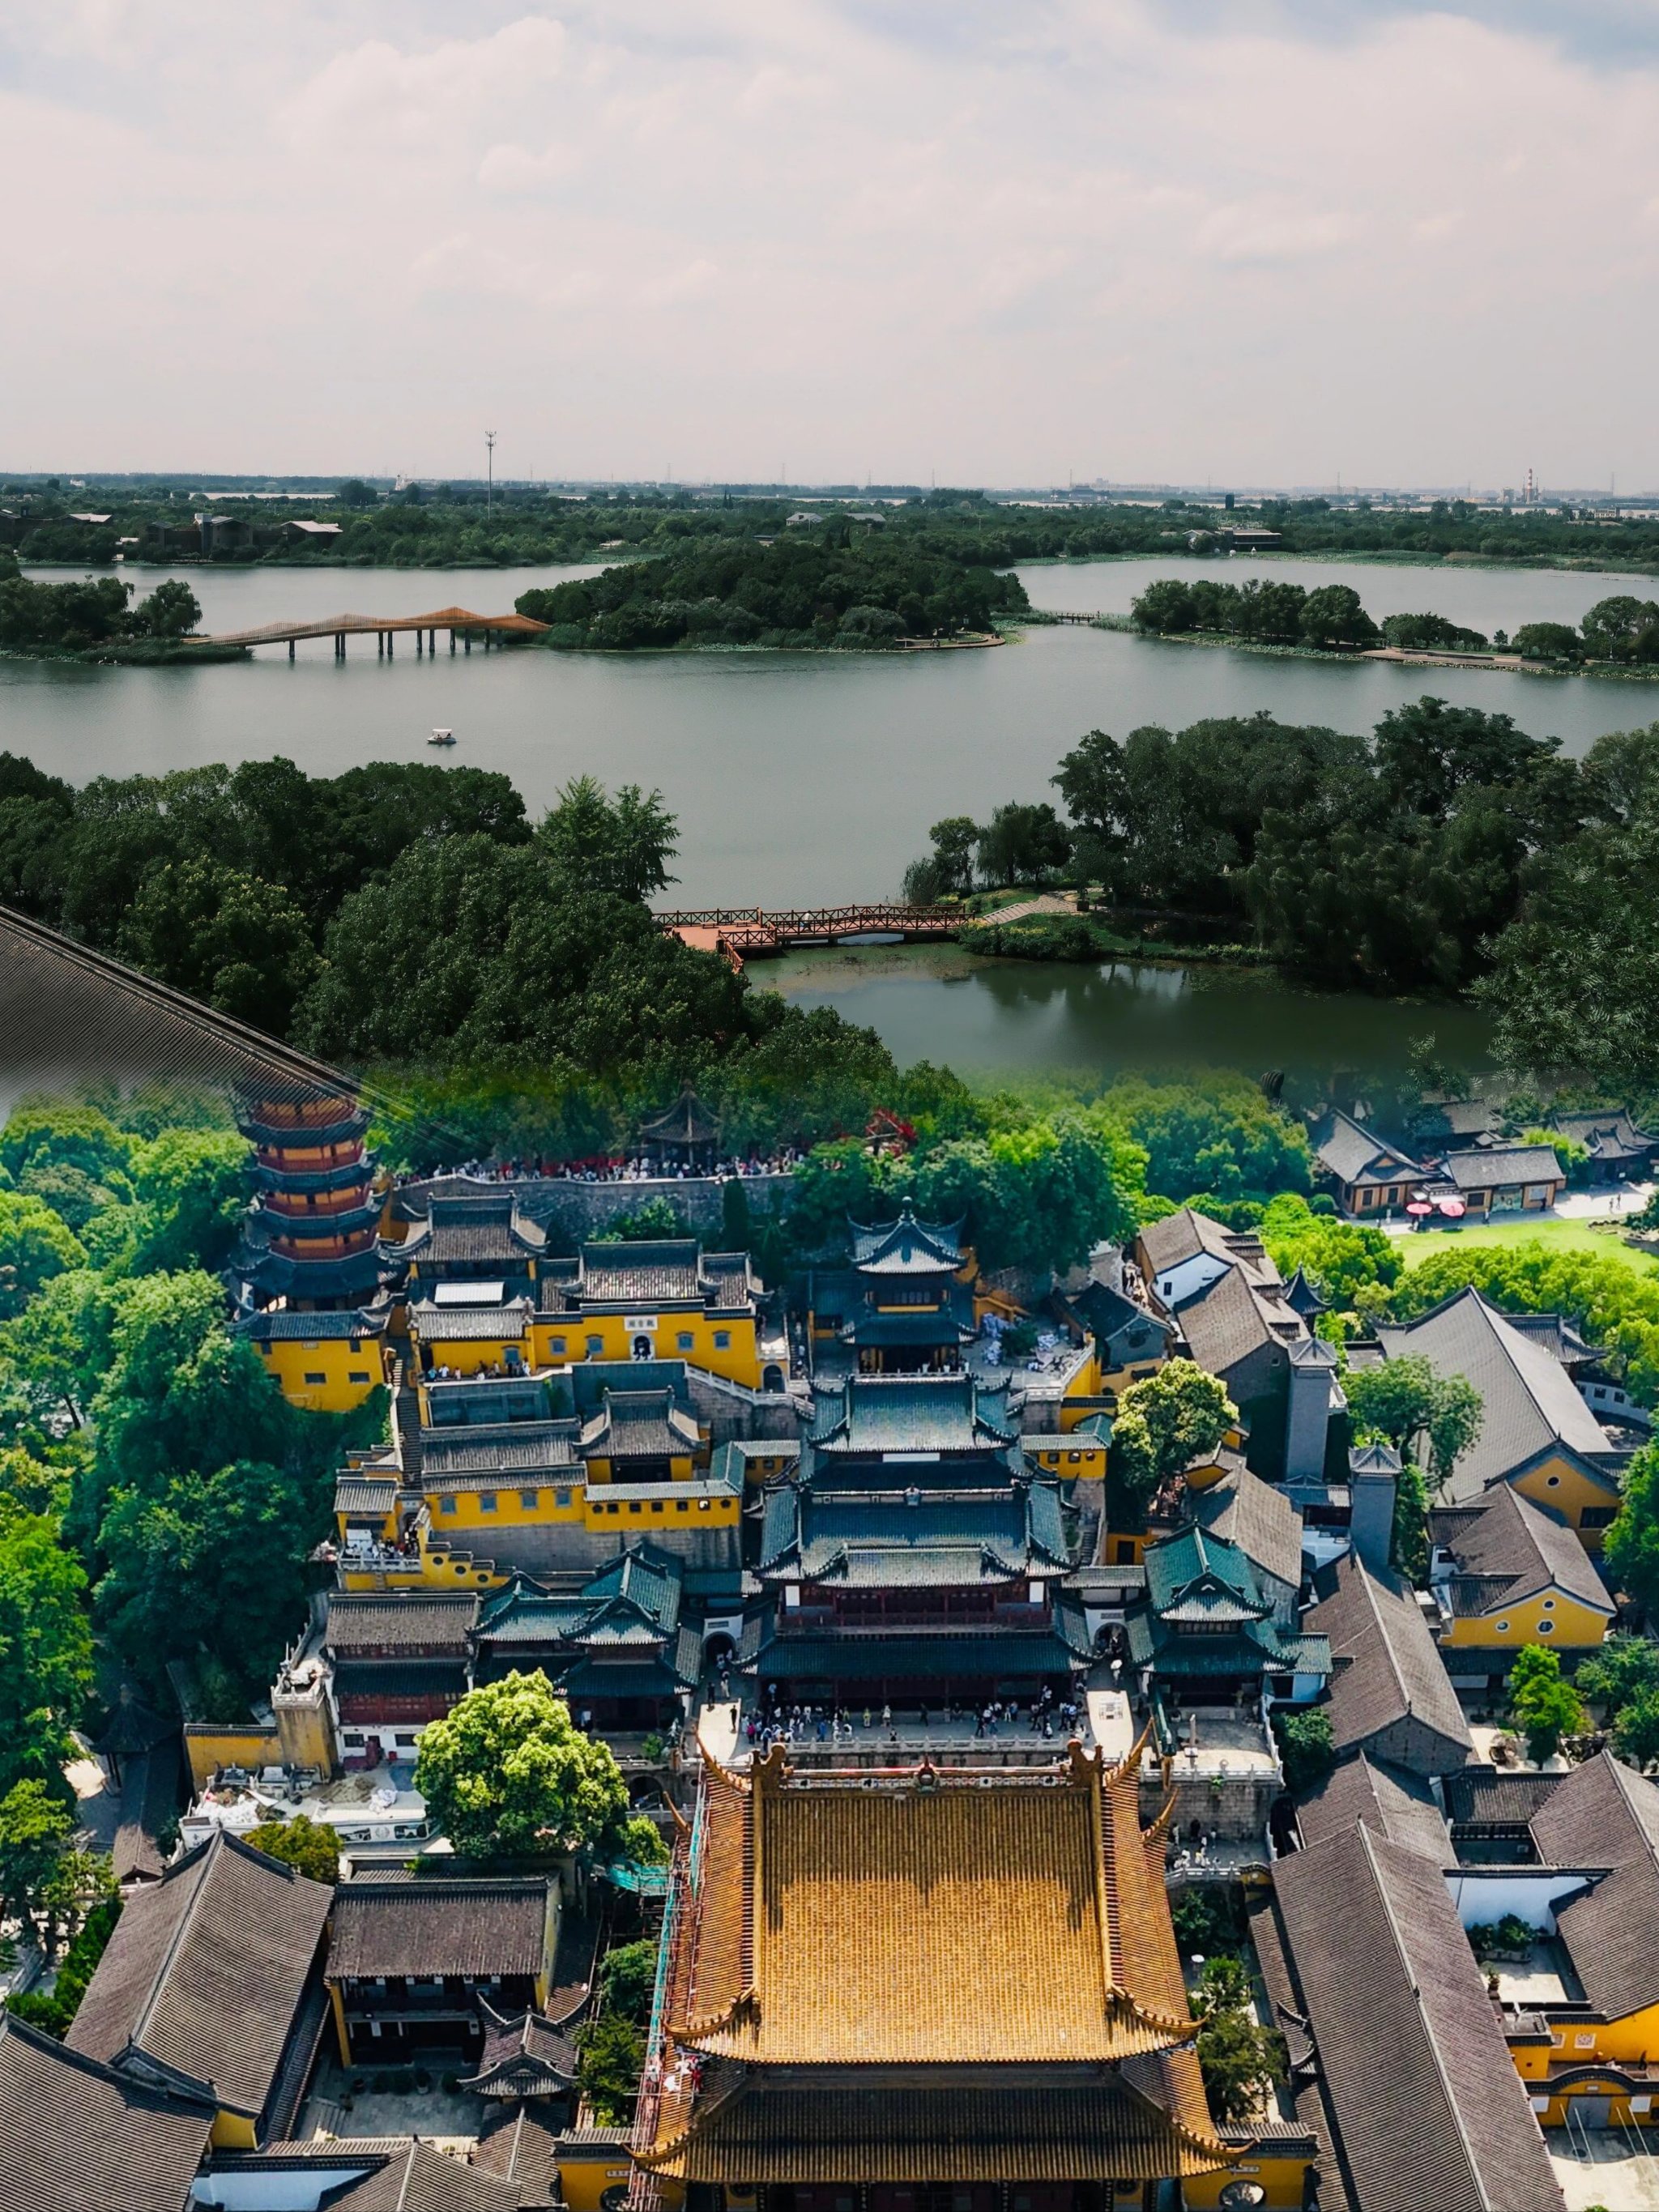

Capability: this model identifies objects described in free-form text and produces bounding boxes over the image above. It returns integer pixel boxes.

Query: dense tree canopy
[414,1673,630,1859]
[516,527,1026,648]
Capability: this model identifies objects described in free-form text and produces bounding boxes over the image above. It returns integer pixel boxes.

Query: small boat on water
[428,727,456,746]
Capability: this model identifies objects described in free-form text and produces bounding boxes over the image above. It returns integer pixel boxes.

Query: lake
[0,550,1624,1079]
[5,554,1652,908]
[761,943,1494,1085]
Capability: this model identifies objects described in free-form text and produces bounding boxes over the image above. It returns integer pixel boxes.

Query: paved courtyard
[1547,2130,1659,2211]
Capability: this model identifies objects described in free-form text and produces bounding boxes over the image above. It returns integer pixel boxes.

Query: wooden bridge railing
[654,904,960,931]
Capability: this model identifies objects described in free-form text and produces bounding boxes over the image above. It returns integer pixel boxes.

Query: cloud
[3,1,1659,484]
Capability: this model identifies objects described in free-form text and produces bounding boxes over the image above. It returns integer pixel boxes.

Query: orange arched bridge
[201,603,549,658]
[656,904,962,972]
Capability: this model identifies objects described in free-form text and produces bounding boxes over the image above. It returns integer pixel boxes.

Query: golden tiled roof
[637,1741,1226,2194]
[675,1741,1195,2068]
[638,2076,1230,2183]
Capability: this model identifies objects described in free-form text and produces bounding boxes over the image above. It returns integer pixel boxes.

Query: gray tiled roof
[1294,1753,1450,1862]
[1376,1288,1616,1498]
[1530,1752,1659,2022]
[1428,1485,1612,1617]
[1316,1108,1422,1187]
[580,1387,700,1460]
[1550,1110,1657,1163]
[1188,1464,1305,1592]
[1171,1260,1302,1381]
[66,1830,332,2123]
[236,1308,387,1342]
[0,2014,214,2212]
[1305,1554,1473,1767]
[401,1191,548,1261]
[1444,1768,1567,1829]
[325,1593,480,1656]
[1444,1144,1564,1191]
[1273,1825,1565,2212]
[421,1425,580,1477]
[328,1878,551,1982]
[410,1298,533,1342]
[476,2099,565,2201]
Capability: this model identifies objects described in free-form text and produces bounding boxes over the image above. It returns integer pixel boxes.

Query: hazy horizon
[3,2,1657,486]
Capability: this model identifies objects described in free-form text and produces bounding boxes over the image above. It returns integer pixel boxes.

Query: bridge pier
[449,631,456,654]
[429,629,436,654]
[464,634,471,653]
[416,629,423,657]
[377,633,384,658]
[335,633,345,659]
[288,639,295,661]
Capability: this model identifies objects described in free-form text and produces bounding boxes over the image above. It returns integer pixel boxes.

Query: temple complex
[632,1734,1229,2211]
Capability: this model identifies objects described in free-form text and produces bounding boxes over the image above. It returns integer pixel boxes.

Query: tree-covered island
[514,526,1026,649]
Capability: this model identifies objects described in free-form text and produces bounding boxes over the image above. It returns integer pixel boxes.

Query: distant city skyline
[2,2,1656,484]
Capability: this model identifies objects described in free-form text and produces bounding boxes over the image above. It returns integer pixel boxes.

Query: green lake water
[2,551,1606,1078]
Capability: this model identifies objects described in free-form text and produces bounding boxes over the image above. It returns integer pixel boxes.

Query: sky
[3,0,1658,488]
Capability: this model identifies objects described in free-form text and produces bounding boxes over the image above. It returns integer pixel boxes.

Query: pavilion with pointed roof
[630,1737,1231,2203]
[470,1545,703,1726]
[844,1201,972,1373]
[638,1086,719,1170]
[1126,1524,1330,1704]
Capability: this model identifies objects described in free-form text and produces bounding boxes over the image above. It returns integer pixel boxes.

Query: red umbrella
[1435,1196,1466,1217]
[1405,1201,1432,1217]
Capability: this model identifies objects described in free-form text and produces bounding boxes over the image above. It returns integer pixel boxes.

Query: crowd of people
[744,1684,1088,1750]
[399,1148,806,1187]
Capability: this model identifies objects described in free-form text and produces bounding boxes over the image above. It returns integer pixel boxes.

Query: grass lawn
[1395,1213,1659,1276]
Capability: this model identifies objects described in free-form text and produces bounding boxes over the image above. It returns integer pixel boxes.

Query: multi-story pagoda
[846,1202,971,1373]
[231,1085,386,1312]
[742,1372,1090,1709]
[631,1737,1230,2210]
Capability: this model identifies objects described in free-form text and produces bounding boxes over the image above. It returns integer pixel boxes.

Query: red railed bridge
[656,904,961,971]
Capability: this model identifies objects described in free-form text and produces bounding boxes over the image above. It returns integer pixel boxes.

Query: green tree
[1578,1631,1659,1718]
[975,802,1073,886]
[1512,620,1584,663]
[244,1813,341,1884]
[95,1460,314,1700]
[1508,1644,1584,1762]
[1272,1706,1336,1793]
[537,777,678,903]
[1607,1443,1659,1618]
[1092,1077,1311,1203]
[413,1672,629,1860]
[927,816,980,897]
[618,1813,669,1866]
[0,1192,86,1319]
[1111,1361,1235,1511]
[1342,1355,1482,1488]
[1193,1953,1288,2124]
[577,2010,646,2124]
[134,579,200,639]
[115,858,320,1036]
[1299,584,1378,648]
[124,1127,250,1273]
[599,1936,660,2022]
[1258,1192,1401,1307]
[0,1782,73,1946]
[1613,1689,1659,1771]
[0,1500,92,1797]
